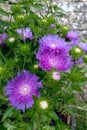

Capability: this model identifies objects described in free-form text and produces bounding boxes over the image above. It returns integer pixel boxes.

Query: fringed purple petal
[5,70,42,111]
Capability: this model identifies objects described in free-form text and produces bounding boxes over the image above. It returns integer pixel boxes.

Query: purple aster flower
[39,35,70,55]
[50,24,56,28]
[0,33,7,44]
[74,57,83,65]
[0,33,7,48]
[66,31,79,41]
[36,47,72,71]
[5,70,42,111]
[16,28,33,41]
[79,42,87,52]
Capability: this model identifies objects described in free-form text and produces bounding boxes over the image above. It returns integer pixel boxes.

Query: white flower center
[49,58,56,67]
[20,85,30,95]
[50,43,56,48]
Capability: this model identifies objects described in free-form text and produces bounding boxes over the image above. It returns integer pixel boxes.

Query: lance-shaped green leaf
[2,107,15,122]
[0,7,9,16]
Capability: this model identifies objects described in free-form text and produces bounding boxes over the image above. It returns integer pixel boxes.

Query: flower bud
[18,44,30,56]
[9,37,15,43]
[33,64,39,69]
[41,19,47,25]
[50,24,56,28]
[61,26,69,33]
[16,14,27,24]
[70,46,82,58]
[83,54,87,63]
[0,66,5,76]
[11,5,22,13]
[52,71,61,81]
[40,100,48,110]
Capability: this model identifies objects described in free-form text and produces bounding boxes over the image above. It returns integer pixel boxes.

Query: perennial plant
[0,0,87,130]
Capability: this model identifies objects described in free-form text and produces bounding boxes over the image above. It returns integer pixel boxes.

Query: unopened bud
[40,100,48,110]
[52,71,61,81]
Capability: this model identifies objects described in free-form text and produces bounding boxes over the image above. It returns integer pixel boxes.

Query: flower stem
[0,51,6,62]
[35,112,41,130]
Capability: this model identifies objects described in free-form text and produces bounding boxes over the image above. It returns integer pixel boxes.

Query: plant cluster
[0,0,87,130]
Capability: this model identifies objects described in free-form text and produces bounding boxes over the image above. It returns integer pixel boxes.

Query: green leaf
[64,105,74,116]
[2,107,14,122]
[32,4,44,10]
[3,121,17,130]
[0,124,6,130]
[0,7,9,16]
[0,19,9,26]
[43,125,55,130]
[26,124,33,130]
[72,85,83,92]
[48,111,59,121]
[0,94,7,101]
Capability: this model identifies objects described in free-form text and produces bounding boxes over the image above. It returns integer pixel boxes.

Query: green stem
[35,112,41,130]
[0,51,6,62]
[23,56,26,69]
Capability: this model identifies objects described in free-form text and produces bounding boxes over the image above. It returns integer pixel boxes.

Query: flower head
[16,27,33,41]
[79,42,87,52]
[74,57,83,65]
[36,47,72,71]
[66,31,79,41]
[5,70,42,111]
[0,33,7,44]
[39,35,69,53]
[50,24,56,28]
[37,35,72,71]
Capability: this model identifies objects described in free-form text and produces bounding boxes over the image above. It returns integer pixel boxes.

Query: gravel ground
[0,0,87,39]
[55,0,87,40]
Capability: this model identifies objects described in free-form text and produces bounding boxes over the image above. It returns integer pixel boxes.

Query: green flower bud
[33,64,39,69]
[16,14,25,20]
[0,66,5,76]
[61,26,69,35]
[15,14,27,25]
[62,26,69,32]
[41,19,47,26]
[70,69,83,82]
[18,44,30,56]
[83,54,87,63]
[70,46,82,58]
[11,5,22,13]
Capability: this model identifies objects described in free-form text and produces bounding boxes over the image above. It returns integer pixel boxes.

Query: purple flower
[66,31,79,41]
[0,33,7,44]
[36,47,72,71]
[79,42,87,52]
[16,28,33,41]
[74,57,83,65]
[50,24,56,28]
[5,70,42,111]
[39,35,69,54]
[36,35,72,71]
